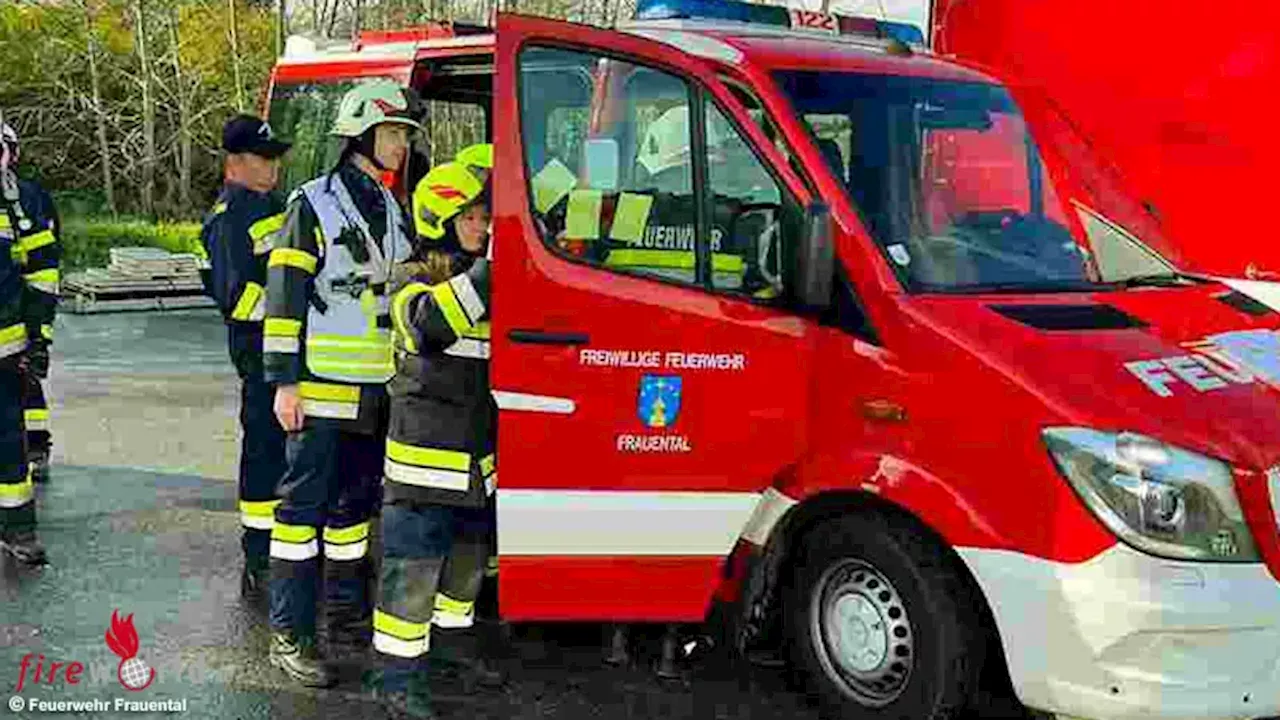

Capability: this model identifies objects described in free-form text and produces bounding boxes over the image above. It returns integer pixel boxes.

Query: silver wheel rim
[809,558,914,707]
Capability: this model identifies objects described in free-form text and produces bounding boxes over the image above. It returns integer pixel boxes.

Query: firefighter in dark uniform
[262,79,420,688]
[368,147,503,718]
[0,114,57,566]
[200,114,292,601]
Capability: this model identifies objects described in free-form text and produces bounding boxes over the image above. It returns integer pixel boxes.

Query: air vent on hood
[988,303,1147,331]
[1214,290,1275,317]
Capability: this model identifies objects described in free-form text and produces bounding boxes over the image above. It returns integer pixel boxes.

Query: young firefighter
[0,113,57,566]
[200,114,292,602]
[262,79,421,688]
[369,145,502,717]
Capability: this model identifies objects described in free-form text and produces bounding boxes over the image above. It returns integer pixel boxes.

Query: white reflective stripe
[242,513,274,530]
[443,338,490,359]
[24,418,48,432]
[325,539,369,561]
[302,399,359,420]
[496,490,761,556]
[374,632,430,659]
[270,538,319,561]
[449,272,485,324]
[485,472,496,496]
[247,296,266,322]
[263,336,300,354]
[491,391,575,414]
[739,487,799,546]
[384,458,470,492]
[29,280,57,295]
[432,612,474,629]
[0,339,27,358]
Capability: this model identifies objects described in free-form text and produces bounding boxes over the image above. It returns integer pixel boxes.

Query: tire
[785,510,985,720]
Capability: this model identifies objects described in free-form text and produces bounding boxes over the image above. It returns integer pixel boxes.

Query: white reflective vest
[299,175,413,385]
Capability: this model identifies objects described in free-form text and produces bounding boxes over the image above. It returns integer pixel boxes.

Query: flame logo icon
[105,610,155,691]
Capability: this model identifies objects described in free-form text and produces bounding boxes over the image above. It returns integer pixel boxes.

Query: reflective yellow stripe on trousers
[433,593,475,628]
[374,609,430,658]
[0,475,34,509]
[322,521,370,561]
[270,523,318,561]
[239,499,280,530]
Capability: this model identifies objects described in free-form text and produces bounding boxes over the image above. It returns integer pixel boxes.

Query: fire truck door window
[267,80,361,197]
[522,46,722,289]
[703,101,795,299]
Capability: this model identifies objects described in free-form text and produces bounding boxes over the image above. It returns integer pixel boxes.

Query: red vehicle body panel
[931,0,1280,278]
[265,10,1280,629]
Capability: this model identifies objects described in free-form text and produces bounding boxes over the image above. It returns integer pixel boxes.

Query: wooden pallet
[61,246,213,314]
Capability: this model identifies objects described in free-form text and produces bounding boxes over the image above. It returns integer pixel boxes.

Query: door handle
[508,328,591,345]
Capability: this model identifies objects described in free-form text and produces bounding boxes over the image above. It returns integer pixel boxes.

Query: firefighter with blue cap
[199,114,292,603]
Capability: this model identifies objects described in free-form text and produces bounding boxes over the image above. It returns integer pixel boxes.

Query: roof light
[633,0,924,45]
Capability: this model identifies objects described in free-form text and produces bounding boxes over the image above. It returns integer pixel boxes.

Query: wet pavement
[1,310,1024,719]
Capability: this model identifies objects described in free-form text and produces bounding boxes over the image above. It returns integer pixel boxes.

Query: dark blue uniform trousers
[239,375,286,567]
[269,421,382,639]
[376,501,494,692]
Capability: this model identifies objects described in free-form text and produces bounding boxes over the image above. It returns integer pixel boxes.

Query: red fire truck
[265,3,1280,718]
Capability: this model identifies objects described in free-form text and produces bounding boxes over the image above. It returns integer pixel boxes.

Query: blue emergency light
[633,0,925,45]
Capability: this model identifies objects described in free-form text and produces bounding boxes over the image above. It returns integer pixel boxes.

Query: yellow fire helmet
[412,160,488,240]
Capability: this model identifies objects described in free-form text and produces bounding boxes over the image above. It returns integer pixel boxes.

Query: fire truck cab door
[492,13,814,622]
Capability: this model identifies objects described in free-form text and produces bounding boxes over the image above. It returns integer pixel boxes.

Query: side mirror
[796,202,835,311]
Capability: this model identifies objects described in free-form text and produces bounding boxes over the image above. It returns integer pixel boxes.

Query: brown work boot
[268,633,335,688]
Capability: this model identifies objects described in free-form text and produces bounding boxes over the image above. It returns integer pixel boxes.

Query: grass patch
[61,218,204,271]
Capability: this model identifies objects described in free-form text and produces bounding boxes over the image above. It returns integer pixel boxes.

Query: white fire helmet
[0,113,18,171]
[635,105,730,178]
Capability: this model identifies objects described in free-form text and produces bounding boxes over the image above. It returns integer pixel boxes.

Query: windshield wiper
[1112,272,1207,289]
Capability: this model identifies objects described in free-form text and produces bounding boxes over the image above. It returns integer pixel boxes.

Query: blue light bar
[633,0,925,45]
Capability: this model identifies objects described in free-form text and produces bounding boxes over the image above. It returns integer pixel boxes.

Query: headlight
[1042,428,1259,562]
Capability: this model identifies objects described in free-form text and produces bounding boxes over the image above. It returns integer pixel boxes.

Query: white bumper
[958,544,1280,720]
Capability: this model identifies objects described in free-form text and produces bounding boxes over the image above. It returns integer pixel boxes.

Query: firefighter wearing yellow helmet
[368,144,504,717]
[261,78,423,689]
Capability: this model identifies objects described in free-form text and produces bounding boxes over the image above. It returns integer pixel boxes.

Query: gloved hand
[23,340,49,379]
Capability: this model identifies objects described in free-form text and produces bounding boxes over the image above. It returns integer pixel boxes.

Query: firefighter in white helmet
[367,144,502,718]
[0,112,59,566]
[261,79,421,688]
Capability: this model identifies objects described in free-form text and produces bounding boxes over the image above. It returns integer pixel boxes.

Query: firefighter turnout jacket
[384,251,495,508]
[0,178,59,363]
[200,183,285,378]
[263,162,412,432]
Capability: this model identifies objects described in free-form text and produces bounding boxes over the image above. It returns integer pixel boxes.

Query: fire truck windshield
[774,70,1174,294]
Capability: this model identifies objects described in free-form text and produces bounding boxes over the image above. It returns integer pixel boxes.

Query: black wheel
[785,510,985,719]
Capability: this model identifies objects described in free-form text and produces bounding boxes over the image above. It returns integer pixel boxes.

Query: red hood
[906,282,1280,471]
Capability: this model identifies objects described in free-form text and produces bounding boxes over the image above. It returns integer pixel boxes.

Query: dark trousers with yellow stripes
[0,369,33,537]
[374,500,494,692]
[20,373,48,455]
[269,421,381,641]
[238,375,286,569]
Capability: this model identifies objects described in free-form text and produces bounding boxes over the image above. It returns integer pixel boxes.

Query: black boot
[268,632,335,688]
[377,669,437,719]
[656,624,681,680]
[240,559,268,605]
[0,530,47,566]
[28,445,49,484]
[604,624,630,666]
[432,626,506,690]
